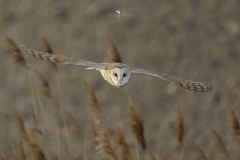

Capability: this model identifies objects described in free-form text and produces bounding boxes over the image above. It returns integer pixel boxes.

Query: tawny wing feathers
[21,45,213,92]
[20,45,106,70]
[131,68,213,92]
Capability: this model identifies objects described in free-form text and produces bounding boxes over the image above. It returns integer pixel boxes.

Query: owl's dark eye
[114,73,118,77]
[123,73,127,77]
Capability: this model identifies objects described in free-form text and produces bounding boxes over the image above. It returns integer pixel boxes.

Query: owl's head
[110,67,131,87]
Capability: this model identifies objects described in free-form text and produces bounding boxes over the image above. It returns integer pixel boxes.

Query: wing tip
[19,44,26,49]
[198,83,213,92]
[208,84,213,91]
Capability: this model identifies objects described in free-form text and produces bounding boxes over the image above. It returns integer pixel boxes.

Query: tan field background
[1,0,240,159]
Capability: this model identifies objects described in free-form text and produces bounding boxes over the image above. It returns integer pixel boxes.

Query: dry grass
[5,141,16,160]
[128,102,157,160]
[164,154,170,160]
[84,81,102,116]
[107,36,122,63]
[3,35,240,160]
[129,103,146,150]
[27,140,45,160]
[5,73,240,160]
[41,37,58,71]
[3,34,29,70]
[115,124,131,160]
[30,110,43,137]
[145,149,156,160]
[14,109,46,160]
[14,109,29,141]
[64,109,82,142]
[94,119,117,160]
[35,69,53,100]
[211,127,230,160]
[227,105,240,135]
[175,106,185,148]
[19,140,27,160]
[89,119,99,148]
[189,141,208,160]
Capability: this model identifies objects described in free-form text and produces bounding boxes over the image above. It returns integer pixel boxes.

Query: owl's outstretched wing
[131,68,213,92]
[20,45,106,70]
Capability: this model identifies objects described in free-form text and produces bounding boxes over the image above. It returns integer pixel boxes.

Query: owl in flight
[20,45,213,92]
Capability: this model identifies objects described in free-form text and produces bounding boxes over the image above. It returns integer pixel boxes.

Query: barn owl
[20,45,213,92]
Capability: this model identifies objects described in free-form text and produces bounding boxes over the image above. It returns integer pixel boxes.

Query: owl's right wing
[131,68,213,92]
[20,45,107,70]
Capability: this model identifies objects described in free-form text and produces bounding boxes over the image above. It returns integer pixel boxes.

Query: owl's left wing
[131,68,213,92]
[20,45,106,70]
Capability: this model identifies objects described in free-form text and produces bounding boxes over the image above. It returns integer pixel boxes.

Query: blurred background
[0,0,240,159]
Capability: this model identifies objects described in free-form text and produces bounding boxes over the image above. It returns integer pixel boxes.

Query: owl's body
[20,45,213,92]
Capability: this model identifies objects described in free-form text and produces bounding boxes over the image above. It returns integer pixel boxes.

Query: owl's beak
[118,79,122,85]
